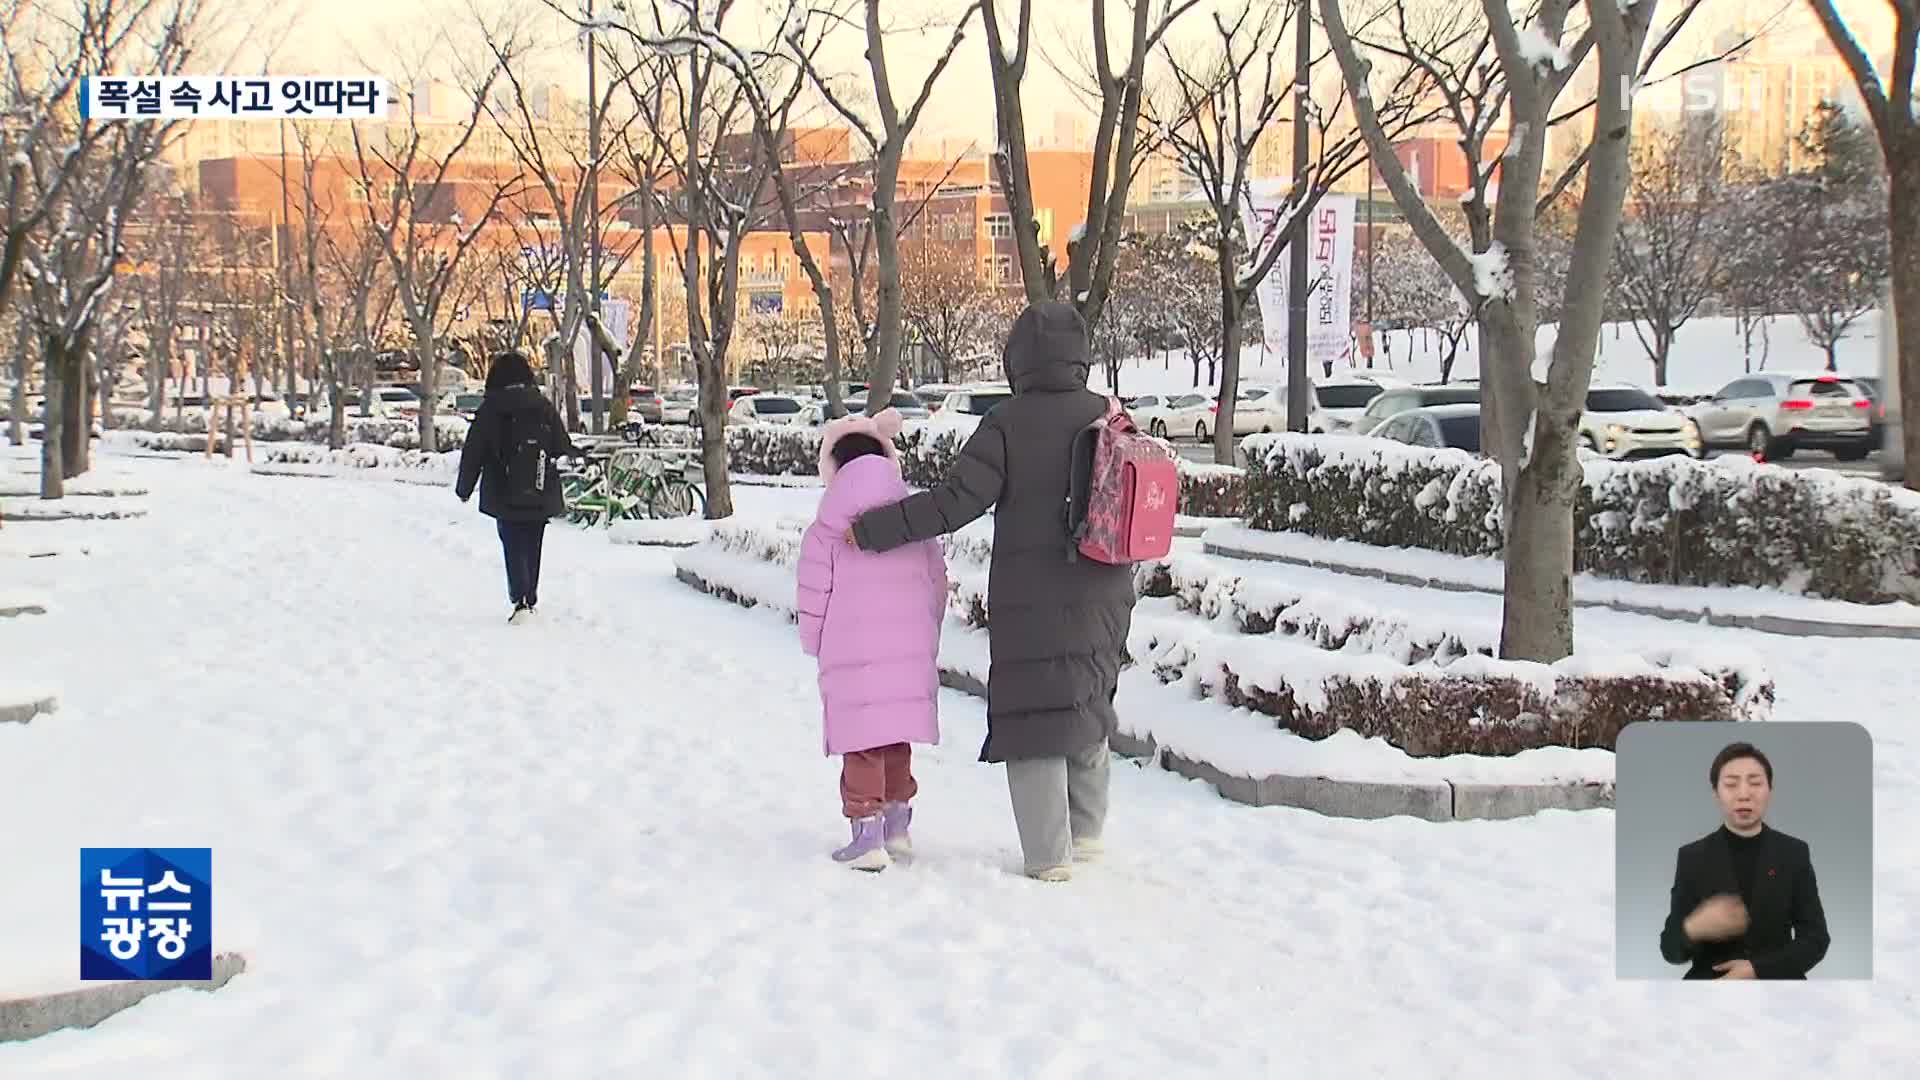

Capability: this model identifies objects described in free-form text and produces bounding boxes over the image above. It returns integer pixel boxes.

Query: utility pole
[1285,5,1310,433]
[587,0,606,434]
[277,118,298,408]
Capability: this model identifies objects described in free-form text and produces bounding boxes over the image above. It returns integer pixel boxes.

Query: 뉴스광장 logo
[79,848,212,981]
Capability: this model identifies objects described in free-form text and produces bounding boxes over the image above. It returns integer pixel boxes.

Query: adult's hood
[1003,302,1092,395]
[489,382,549,415]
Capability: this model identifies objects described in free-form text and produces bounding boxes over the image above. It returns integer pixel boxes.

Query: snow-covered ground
[1098,313,1892,399]
[2,445,1917,1076]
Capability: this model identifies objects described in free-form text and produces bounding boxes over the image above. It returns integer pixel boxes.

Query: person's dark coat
[1659,825,1830,979]
[851,302,1135,763]
[455,382,579,523]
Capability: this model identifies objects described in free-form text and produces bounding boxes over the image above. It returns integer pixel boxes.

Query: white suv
[1577,385,1702,459]
[1689,372,1874,461]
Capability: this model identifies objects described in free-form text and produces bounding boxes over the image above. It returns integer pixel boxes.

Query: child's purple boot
[832,815,890,871]
[882,801,913,859]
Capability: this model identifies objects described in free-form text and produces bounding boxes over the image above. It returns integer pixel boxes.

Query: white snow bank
[609,518,711,547]
[1203,524,1920,631]
[1115,665,1615,785]
[258,443,461,474]
[676,540,1614,785]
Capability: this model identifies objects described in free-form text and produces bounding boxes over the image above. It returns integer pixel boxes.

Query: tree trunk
[97,360,114,431]
[414,328,439,452]
[694,343,732,519]
[8,318,28,446]
[869,202,905,414]
[1214,292,1243,464]
[62,338,90,479]
[147,340,171,427]
[1498,411,1578,662]
[1652,327,1671,387]
[39,337,64,499]
[323,350,346,449]
[1890,149,1920,493]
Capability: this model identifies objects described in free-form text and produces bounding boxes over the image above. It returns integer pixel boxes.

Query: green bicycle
[560,448,706,527]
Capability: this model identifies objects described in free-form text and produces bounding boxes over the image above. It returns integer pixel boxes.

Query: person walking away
[848,302,1138,882]
[797,407,947,872]
[456,350,581,624]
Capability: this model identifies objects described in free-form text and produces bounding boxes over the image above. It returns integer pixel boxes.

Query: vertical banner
[575,298,631,393]
[1306,195,1357,369]
[1239,184,1291,356]
[1241,190,1357,368]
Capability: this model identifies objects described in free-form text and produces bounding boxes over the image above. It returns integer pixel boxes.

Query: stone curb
[0,487,148,499]
[0,952,247,1043]
[682,565,1610,822]
[1,601,49,618]
[0,694,59,725]
[1204,541,1920,642]
[0,503,149,522]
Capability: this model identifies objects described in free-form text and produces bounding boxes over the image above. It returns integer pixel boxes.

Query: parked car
[925,384,1014,437]
[1577,385,1702,459]
[1688,372,1875,461]
[370,386,421,420]
[661,386,700,424]
[728,385,763,402]
[1371,402,1484,454]
[843,390,931,421]
[1133,392,1210,440]
[914,384,961,412]
[1353,383,1482,436]
[627,385,664,423]
[728,393,808,426]
[1311,376,1404,432]
[1198,387,1283,440]
[447,392,486,420]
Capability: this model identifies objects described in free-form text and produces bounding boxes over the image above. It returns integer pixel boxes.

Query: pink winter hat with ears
[818,406,905,482]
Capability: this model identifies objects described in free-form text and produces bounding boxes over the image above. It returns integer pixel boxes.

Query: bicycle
[561,448,704,527]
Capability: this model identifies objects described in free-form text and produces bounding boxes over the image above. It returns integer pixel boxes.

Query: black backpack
[497,406,554,509]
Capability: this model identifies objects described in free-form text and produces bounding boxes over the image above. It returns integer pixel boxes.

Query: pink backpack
[1067,396,1180,564]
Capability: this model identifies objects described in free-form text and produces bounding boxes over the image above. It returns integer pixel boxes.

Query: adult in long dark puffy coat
[851,301,1134,881]
[455,350,581,624]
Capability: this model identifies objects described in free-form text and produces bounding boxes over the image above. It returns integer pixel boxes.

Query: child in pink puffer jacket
[796,407,948,871]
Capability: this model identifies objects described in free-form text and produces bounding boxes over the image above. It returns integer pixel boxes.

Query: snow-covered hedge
[131,412,469,450]
[1243,433,1920,605]
[105,430,225,454]
[258,443,461,474]
[677,517,1766,758]
[721,421,1245,517]
[1132,555,1772,756]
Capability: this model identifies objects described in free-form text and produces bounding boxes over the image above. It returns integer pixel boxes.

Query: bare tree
[1371,223,1474,382]
[483,21,648,435]
[783,0,978,410]
[603,0,792,518]
[350,38,520,453]
[12,0,202,495]
[1609,118,1734,386]
[1,0,146,322]
[593,4,859,419]
[983,0,1199,332]
[1323,0,1695,663]
[131,189,200,423]
[1151,1,1430,462]
[1804,0,1918,489]
[901,235,1005,386]
[1772,172,1888,370]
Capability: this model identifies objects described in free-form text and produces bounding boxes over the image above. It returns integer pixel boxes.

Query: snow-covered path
[2,450,1915,1077]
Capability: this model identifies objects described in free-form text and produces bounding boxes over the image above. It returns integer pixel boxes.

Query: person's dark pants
[497,519,548,607]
